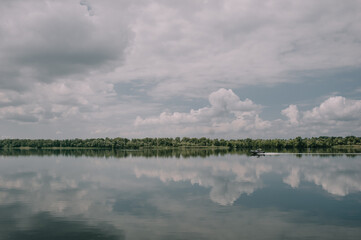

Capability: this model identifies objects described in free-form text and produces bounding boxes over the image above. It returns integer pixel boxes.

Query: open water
[0,149,361,239]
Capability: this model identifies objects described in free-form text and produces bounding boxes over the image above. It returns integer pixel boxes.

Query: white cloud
[303,96,361,123]
[134,88,272,137]
[281,104,299,125]
[278,96,361,136]
[136,88,261,125]
[208,88,259,112]
[135,89,361,138]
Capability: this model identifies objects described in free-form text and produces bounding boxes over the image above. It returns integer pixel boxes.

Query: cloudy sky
[0,0,360,139]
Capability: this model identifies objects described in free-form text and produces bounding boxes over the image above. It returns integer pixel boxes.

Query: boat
[250,149,265,155]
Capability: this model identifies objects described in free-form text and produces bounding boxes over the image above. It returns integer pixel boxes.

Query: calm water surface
[0,150,361,239]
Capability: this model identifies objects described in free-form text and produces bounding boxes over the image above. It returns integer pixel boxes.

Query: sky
[0,0,360,139]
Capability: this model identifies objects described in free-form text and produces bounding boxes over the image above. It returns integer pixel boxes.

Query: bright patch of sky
[0,0,360,139]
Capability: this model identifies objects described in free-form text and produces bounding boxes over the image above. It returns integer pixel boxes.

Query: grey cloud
[0,0,137,134]
[118,0,361,98]
[0,91,26,107]
[0,0,131,88]
[0,69,29,92]
[80,0,95,16]
[5,114,39,123]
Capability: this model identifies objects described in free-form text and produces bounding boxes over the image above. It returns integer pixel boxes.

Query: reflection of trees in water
[0,147,360,158]
[0,148,238,158]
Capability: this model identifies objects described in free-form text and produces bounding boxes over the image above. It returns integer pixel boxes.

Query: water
[0,149,361,239]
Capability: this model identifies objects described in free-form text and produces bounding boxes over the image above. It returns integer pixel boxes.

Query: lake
[0,149,361,239]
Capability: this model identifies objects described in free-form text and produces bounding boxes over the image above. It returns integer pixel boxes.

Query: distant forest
[0,136,360,150]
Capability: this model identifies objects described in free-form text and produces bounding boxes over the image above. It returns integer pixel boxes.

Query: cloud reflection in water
[0,152,361,239]
[133,154,361,205]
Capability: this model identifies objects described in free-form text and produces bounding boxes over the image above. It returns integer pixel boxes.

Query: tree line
[0,136,360,150]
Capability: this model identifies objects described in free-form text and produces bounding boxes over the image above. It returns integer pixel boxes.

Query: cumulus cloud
[135,88,270,136]
[135,89,361,138]
[281,105,299,125]
[279,96,361,136]
[135,88,261,124]
[303,96,361,123]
